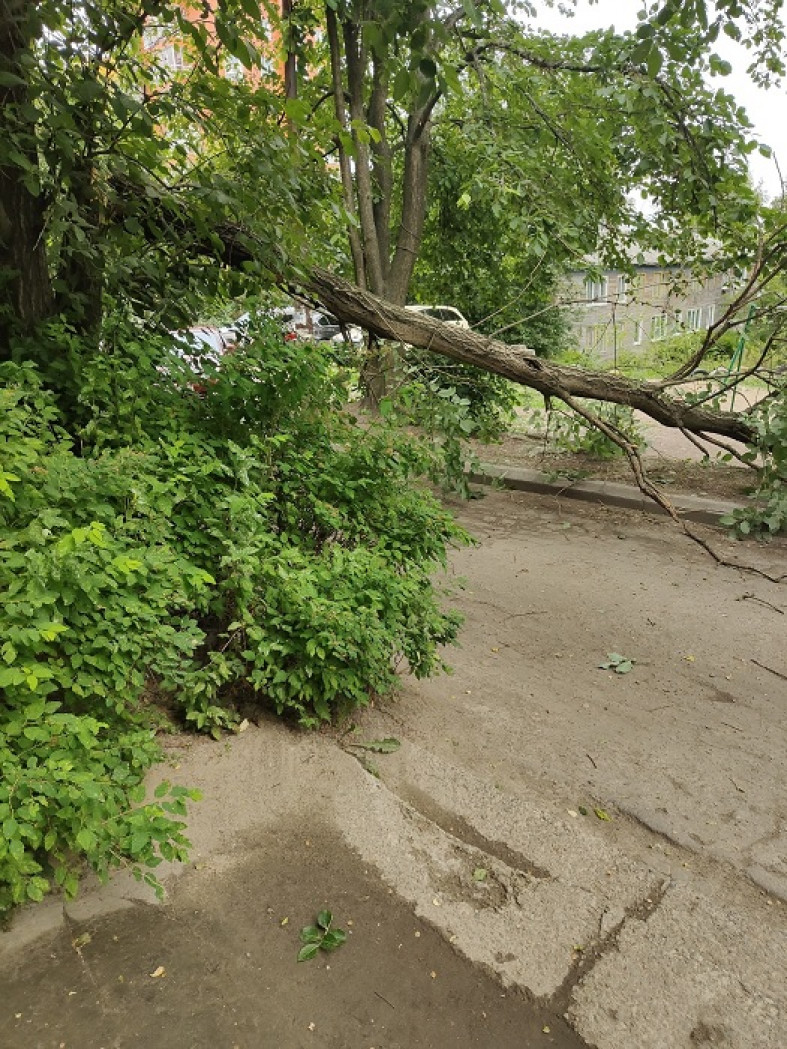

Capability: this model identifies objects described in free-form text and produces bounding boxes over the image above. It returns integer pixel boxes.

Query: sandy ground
[1,489,785,1049]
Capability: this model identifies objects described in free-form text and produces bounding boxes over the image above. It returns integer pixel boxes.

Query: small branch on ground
[751,658,787,681]
[557,394,784,584]
[739,594,785,614]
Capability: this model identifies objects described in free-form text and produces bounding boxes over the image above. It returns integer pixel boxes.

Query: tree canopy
[1,0,786,915]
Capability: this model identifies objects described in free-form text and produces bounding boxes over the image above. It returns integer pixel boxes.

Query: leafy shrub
[0,324,467,910]
[548,401,645,460]
[386,352,519,493]
[0,705,198,913]
[721,388,787,536]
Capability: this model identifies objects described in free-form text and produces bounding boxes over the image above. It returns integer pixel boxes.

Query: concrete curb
[470,463,743,526]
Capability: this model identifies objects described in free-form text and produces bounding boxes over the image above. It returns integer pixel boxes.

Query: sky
[531,0,787,203]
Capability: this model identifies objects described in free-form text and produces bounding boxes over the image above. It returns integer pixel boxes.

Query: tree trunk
[326,4,365,288]
[281,0,297,101]
[0,0,53,354]
[343,18,384,295]
[386,116,431,306]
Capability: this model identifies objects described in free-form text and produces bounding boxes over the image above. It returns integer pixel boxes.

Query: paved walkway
[1,491,784,1049]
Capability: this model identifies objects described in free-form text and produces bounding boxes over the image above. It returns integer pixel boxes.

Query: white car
[405,304,470,328]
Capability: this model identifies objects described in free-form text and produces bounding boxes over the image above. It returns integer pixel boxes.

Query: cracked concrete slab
[569,879,787,1049]
[1,488,785,1049]
[334,740,657,998]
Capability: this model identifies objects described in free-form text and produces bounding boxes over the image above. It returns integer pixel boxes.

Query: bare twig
[739,593,785,614]
[751,658,787,681]
[557,393,785,584]
[692,429,759,469]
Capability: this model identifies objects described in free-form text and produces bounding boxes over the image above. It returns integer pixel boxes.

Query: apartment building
[562,252,732,359]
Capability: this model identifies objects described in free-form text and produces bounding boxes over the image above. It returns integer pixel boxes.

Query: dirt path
[1,490,785,1049]
[389,490,787,896]
[0,825,583,1049]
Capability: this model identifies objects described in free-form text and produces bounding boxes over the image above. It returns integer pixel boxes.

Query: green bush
[548,401,645,460]
[386,351,519,494]
[0,326,467,910]
[721,388,787,536]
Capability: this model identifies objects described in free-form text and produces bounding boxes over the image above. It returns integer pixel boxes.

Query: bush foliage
[721,388,787,536]
[0,327,466,912]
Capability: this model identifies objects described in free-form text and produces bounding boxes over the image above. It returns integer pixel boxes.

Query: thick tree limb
[302,267,756,444]
[137,208,756,446]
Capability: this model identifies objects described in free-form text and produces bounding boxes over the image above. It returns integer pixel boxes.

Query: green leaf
[321,928,347,951]
[614,660,633,674]
[300,925,323,944]
[316,909,332,930]
[393,68,412,101]
[297,942,320,962]
[154,780,171,799]
[3,818,20,840]
[76,828,97,852]
[646,46,663,78]
[594,808,612,822]
[472,867,488,882]
[351,737,401,754]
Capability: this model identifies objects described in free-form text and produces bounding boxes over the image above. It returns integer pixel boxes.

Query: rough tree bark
[303,266,757,444]
[0,0,54,353]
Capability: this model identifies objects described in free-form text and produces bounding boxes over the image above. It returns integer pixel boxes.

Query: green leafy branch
[598,652,636,674]
[298,910,347,962]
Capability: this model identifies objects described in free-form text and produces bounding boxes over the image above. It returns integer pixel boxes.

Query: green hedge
[0,329,466,911]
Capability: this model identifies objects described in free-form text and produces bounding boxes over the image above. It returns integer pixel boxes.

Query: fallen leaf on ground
[149,966,166,978]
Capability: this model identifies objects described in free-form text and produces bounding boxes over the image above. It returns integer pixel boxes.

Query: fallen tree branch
[123,188,757,446]
[675,425,759,470]
[555,394,784,584]
[302,267,756,444]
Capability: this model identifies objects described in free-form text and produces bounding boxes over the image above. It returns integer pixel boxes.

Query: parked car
[405,304,470,328]
[172,325,235,360]
[330,324,364,346]
[162,326,236,394]
[224,305,343,344]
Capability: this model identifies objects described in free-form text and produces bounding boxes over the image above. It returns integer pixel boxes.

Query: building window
[143,27,165,49]
[160,43,187,70]
[617,275,628,304]
[633,320,643,346]
[650,314,668,341]
[584,276,608,304]
[686,307,702,331]
[706,304,716,326]
[223,55,245,81]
